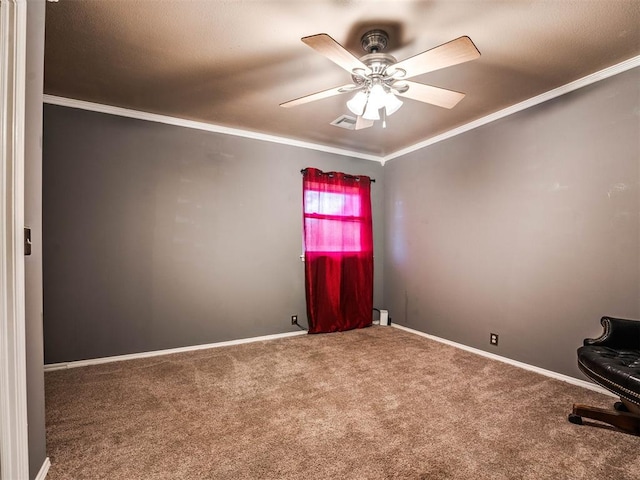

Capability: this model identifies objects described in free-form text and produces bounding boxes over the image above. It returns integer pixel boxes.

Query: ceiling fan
[280,30,480,130]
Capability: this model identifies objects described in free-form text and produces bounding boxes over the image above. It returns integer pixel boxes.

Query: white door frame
[0,0,30,478]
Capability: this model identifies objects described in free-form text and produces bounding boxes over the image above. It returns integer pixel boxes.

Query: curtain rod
[300,169,375,183]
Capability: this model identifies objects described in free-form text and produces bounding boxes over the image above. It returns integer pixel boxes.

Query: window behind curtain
[303,178,372,254]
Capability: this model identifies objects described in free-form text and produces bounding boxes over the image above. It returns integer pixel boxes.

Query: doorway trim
[0,0,30,479]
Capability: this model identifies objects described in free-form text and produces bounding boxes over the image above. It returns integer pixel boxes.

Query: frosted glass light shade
[362,101,380,120]
[347,84,404,123]
[346,91,367,116]
[384,93,403,116]
[368,84,386,109]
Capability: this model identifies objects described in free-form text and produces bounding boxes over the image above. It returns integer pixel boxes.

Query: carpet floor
[45,326,640,479]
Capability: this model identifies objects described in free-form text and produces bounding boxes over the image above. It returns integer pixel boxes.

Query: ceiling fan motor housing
[352,53,402,93]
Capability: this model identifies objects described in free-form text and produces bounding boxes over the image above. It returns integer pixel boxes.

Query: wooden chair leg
[570,403,640,435]
[621,399,640,415]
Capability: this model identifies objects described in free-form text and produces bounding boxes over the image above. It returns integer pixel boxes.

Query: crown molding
[44,55,639,166]
[42,95,382,163]
[382,55,640,164]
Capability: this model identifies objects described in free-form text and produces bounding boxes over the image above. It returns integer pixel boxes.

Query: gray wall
[383,67,640,379]
[43,106,384,363]
[43,67,638,380]
[25,0,47,477]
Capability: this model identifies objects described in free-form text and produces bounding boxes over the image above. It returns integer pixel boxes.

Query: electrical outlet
[490,333,499,346]
[291,315,298,325]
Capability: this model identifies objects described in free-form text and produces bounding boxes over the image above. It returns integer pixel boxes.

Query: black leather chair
[568,316,640,435]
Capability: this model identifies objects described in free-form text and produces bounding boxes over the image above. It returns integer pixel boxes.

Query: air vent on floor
[330,115,357,130]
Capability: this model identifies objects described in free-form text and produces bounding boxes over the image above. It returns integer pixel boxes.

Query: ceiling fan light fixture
[348,86,402,124]
[346,91,368,116]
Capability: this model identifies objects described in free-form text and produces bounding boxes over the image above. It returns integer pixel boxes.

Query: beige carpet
[45,327,639,479]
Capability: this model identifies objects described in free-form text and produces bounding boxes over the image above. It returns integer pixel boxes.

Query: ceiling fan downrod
[360,29,389,54]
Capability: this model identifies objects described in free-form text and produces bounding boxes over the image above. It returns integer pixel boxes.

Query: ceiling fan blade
[395,81,466,109]
[392,36,480,80]
[355,116,374,130]
[302,34,369,74]
[280,84,354,108]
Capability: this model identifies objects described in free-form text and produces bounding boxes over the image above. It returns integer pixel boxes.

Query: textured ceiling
[44,0,640,157]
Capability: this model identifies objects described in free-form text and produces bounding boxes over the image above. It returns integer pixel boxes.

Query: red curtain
[302,168,373,333]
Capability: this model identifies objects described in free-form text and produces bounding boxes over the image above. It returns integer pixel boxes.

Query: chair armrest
[584,316,640,349]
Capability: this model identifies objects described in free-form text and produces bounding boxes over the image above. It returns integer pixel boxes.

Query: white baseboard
[391,323,615,398]
[35,457,50,480]
[44,330,307,372]
[43,324,614,399]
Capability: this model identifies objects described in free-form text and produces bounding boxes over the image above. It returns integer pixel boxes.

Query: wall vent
[330,115,357,130]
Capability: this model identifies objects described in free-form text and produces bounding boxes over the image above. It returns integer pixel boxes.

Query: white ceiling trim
[43,54,639,166]
[382,55,640,164]
[42,95,382,163]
